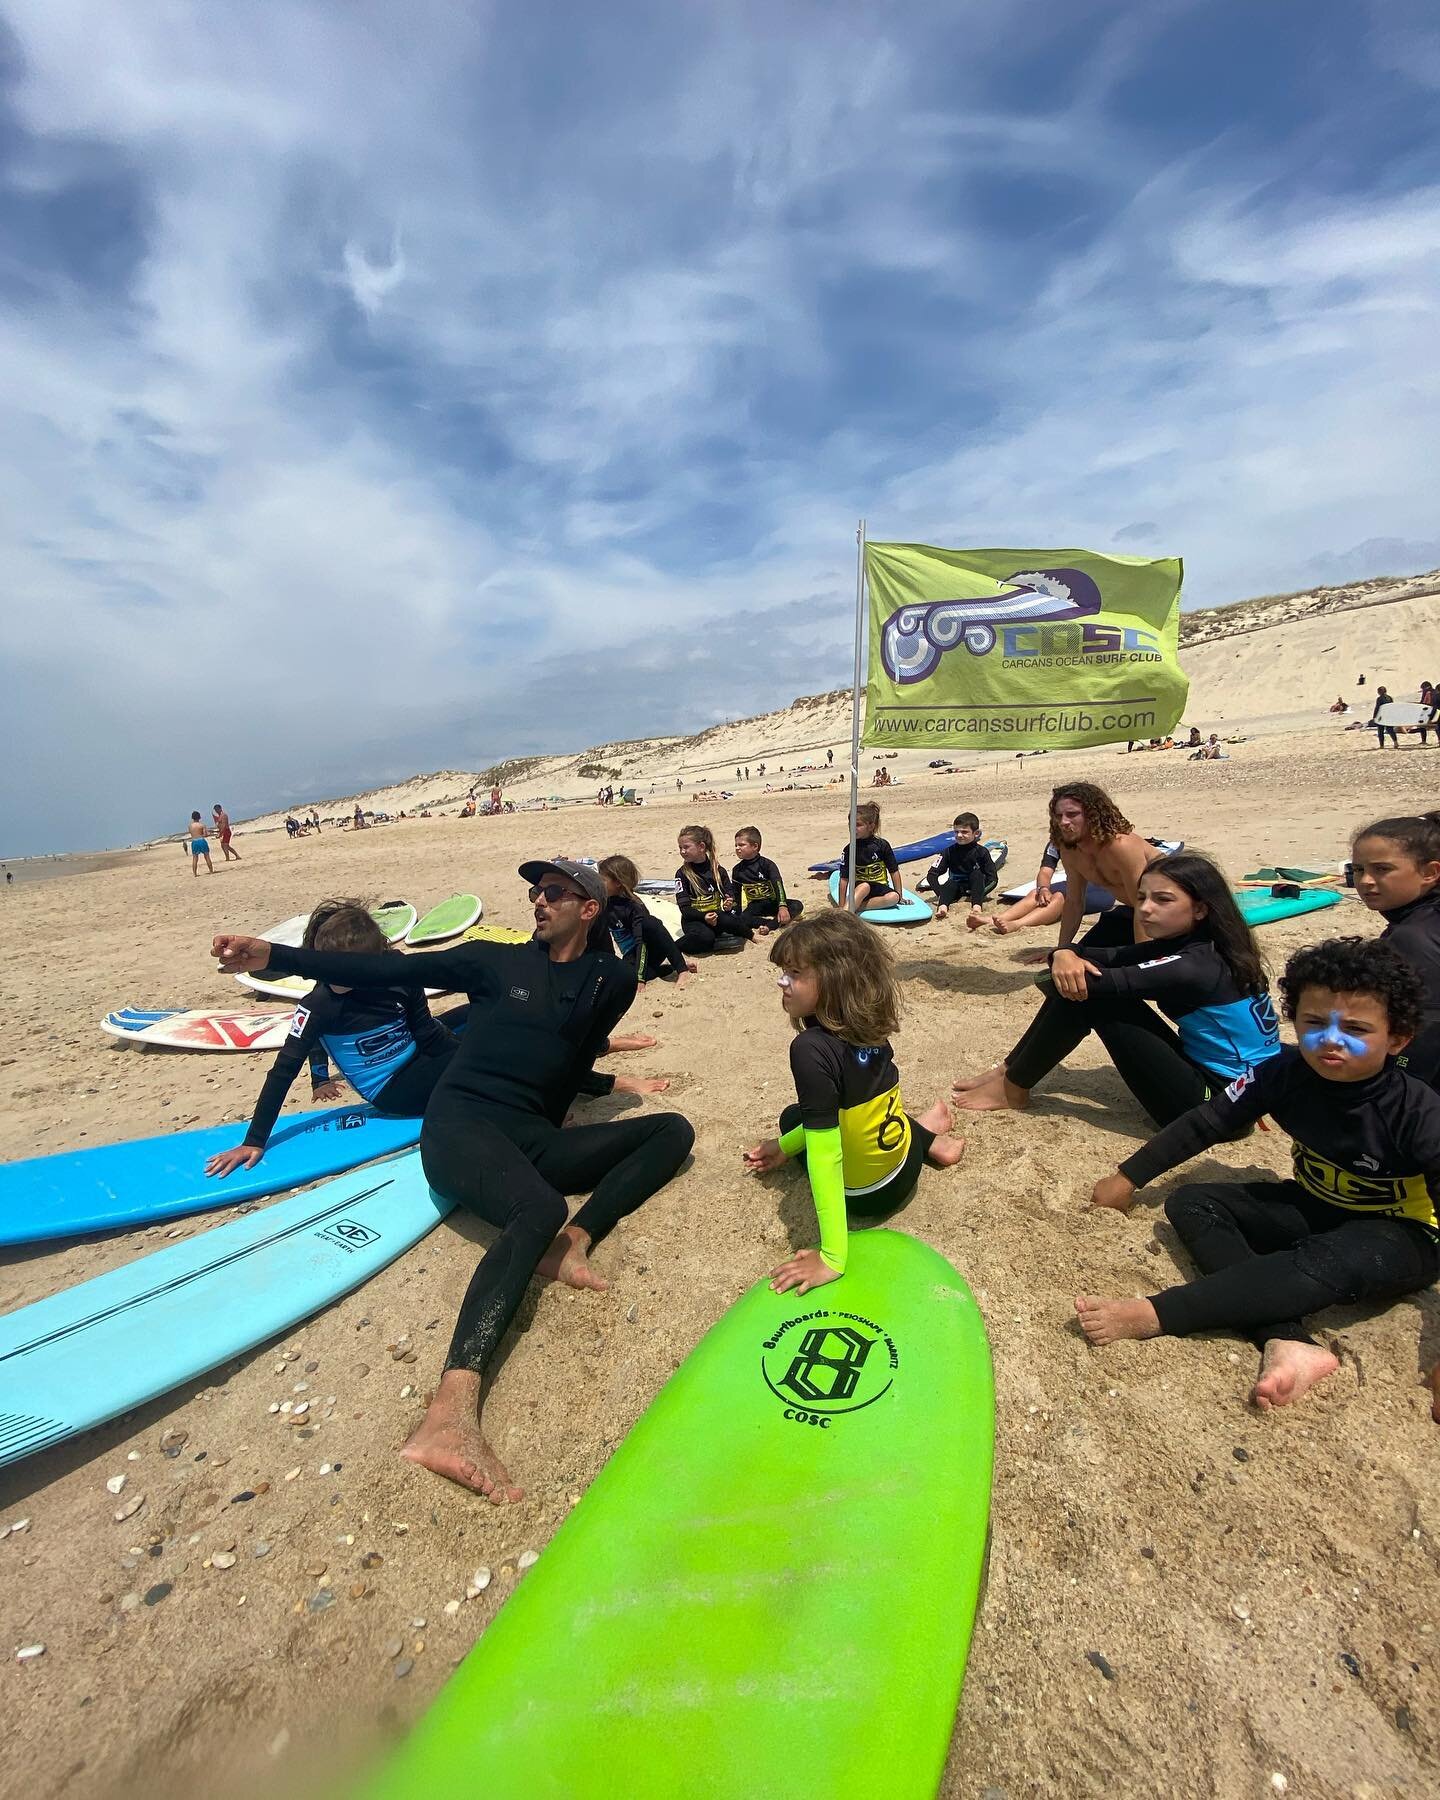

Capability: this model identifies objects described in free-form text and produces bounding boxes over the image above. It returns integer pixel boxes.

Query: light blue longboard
[0,1154,451,1469]
[828,870,933,924]
[0,1106,423,1247]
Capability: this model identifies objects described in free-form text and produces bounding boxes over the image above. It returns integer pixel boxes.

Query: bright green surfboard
[407,893,483,944]
[363,1229,994,1800]
[370,899,417,943]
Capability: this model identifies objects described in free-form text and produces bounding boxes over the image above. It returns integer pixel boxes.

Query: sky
[2,0,1439,855]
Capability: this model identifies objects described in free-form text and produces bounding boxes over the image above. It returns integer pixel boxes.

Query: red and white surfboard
[100,1009,295,1052]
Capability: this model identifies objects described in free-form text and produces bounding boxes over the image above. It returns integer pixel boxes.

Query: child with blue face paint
[1079,937,1440,1413]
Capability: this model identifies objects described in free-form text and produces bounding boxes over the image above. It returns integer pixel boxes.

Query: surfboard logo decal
[759,1309,899,1424]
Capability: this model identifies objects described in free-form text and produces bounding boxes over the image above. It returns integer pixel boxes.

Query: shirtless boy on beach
[186,812,214,876]
[212,804,240,861]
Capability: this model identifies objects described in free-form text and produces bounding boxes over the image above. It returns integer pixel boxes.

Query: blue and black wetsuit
[605,892,690,981]
[243,984,459,1149]
[263,936,693,1381]
[921,839,998,909]
[1005,933,1281,1126]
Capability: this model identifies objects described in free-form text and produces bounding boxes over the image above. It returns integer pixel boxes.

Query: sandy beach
[3,703,1439,1799]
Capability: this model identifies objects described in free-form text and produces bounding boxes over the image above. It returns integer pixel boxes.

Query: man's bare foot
[606,1033,657,1053]
[991,916,1016,935]
[399,1372,524,1503]
[951,1062,1004,1093]
[1252,1338,1339,1411]
[613,1074,670,1095]
[965,909,985,931]
[952,1069,1030,1112]
[1075,1294,1161,1345]
[535,1223,609,1292]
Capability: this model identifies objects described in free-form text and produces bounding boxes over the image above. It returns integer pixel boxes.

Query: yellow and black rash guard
[732,853,789,913]
[779,1024,912,1271]
[1120,1047,1440,1231]
[675,862,735,926]
[838,834,901,893]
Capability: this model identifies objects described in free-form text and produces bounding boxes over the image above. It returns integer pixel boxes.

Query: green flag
[862,544,1187,751]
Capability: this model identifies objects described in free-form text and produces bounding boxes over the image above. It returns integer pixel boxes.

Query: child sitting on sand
[834,801,902,912]
[918,813,998,920]
[742,911,964,1295]
[732,826,803,935]
[205,900,459,1179]
[599,855,696,987]
[675,825,752,953]
[954,852,1280,1125]
[1350,810,1440,1089]
[1077,937,1440,1411]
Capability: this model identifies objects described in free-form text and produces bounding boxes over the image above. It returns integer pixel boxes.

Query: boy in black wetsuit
[919,813,998,920]
[1078,937,1440,1412]
[731,827,803,936]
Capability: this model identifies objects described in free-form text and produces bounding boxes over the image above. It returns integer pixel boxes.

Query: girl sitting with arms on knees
[953,852,1280,1122]
[835,801,903,912]
[206,899,460,1179]
[1350,811,1440,1090]
[675,825,752,953]
[743,910,965,1296]
[600,855,696,988]
[1078,938,1440,1413]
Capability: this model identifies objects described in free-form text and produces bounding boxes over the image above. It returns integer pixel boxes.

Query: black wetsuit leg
[929,872,966,908]
[1004,992,1209,1125]
[1077,906,1135,950]
[1152,1179,1440,1348]
[638,915,690,978]
[369,1040,458,1115]
[430,1108,693,1377]
[677,913,753,952]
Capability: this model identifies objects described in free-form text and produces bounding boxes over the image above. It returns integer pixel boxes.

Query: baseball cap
[518,858,606,907]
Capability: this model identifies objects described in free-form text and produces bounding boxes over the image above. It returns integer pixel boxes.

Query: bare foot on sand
[935,904,949,921]
[400,1371,524,1503]
[951,1062,1004,1093]
[965,909,986,931]
[606,1033,657,1053]
[914,1097,965,1165]
[952,1067,1030,1112]
[613,1074,671,1095]
[1075,1294,1160,1345]
[1252,1338,1339,1411]
[536,1223,609,1292]
[990,915,1016,935]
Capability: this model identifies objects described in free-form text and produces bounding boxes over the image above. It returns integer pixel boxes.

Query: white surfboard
[1377,701,1435,728]
[236,913,313,1000]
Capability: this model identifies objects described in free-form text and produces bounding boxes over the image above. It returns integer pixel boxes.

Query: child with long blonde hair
[743,910,964,1294]
[675,824,751,953]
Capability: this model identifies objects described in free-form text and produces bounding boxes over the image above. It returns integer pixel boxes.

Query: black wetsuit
[675,864,751,952]
[1382,892,1440,1089]
[922,839,998,908]
[243,984,458,1149]
[1119,1048,1440,1346]
[838,835,901,899]
[731,854,803,930]
[266,938,694,1378]
[1007,935,1282,1125]
[1371,694,1398,748]
[604,892,689,982]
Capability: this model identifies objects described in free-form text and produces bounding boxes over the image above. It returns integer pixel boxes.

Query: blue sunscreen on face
[1301,1011,1367,1058]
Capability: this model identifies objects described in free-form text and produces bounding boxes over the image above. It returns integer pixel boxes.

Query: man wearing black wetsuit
[214,860,694,1504]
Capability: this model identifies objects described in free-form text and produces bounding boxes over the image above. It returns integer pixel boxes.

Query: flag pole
[846,518,867,912]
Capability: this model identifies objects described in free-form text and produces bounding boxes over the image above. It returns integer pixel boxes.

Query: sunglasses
[528,883,586,904]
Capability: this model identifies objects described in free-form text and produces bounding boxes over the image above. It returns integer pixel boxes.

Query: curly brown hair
[769,910,900,1045]
[302,898,389,954]
[1049,781,1132,845]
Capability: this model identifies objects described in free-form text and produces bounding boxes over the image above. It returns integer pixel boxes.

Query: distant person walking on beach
[186,812,214,876]
[212,804,240,862]
[1371,686,1398,749]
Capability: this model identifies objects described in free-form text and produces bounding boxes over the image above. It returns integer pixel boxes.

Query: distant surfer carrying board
[214,860,694,1503]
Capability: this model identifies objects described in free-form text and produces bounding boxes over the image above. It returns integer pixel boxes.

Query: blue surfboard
[827,870,933,924]
[809,834,1009,876]
[0,1153,451,1469]
[1235,887,1343,927]
[0,1106,423,1247]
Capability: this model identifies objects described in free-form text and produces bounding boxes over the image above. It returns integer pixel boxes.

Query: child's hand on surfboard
[769,1247,841,1296]
[212,934,273,973]
[205,1146,264,1179]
